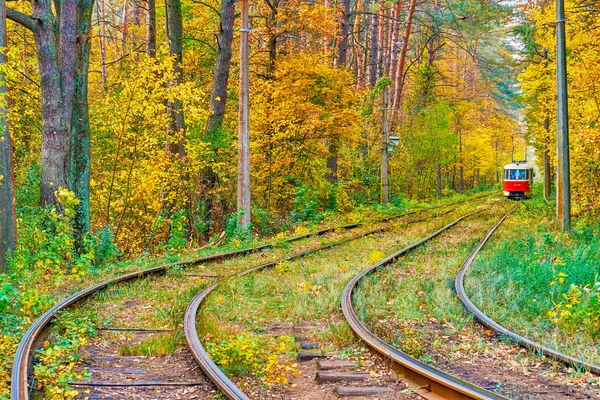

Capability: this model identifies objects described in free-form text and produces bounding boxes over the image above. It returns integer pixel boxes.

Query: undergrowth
[205,333,300,384]
[0,185,495,398]
[466,189,600,360]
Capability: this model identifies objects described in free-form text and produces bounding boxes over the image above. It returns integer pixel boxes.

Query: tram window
[508,169,528,180]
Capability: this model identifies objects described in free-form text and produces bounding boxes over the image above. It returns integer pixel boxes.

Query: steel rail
[11,191,496,399]
[342,209,508,400]
[10,218,381,400]
[183,204,497,400]
[455,208,600,375]
[184,226,389,400]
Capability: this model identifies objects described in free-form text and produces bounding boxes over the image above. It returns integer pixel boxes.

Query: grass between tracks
[352,206,506,351]
[355,190,600,396]
[197,198,497,390]
[0,190,492,399]
[466,189,600,367]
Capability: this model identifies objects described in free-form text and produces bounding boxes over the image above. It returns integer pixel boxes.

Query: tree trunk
[0,0,17,270]
[96,0,108,90]
[202,0,235,237]
[206,0,235,134]
[392,0,416,112]
[166,0,185,156]
[436,163,442,197]
[238,0,251,228]
[32,0,71,209]
[336,0,350,68]
[265,0,279,79]
[122,0,129,55]
[352,0,364,86]
[329,0,349,183]
[389,1,401,79]
[146,0,156,56]
[377,3,386,77]
[459,129,464,192]
[8,0,94,241]
[70,0,94,246]
[368,10,378,86]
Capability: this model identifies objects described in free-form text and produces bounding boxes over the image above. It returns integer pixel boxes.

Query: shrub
[205,333,300,384]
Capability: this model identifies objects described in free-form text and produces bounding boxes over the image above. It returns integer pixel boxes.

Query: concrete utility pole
[543,117,551,201]
[237,0,251,228]
[381,88,389,204]
[542,49,551,202]
[0,0,17,271]
[556,0,571,231]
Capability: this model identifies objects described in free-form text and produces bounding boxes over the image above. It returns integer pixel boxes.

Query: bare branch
[6,8,37,32]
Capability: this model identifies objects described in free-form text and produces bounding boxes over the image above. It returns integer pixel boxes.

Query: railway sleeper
[317,360,357,370]
[334,386,396,396]
[316,371,371,383]
[298,351,334,361]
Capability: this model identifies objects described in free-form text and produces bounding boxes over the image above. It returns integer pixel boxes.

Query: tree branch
[6,8,37,31]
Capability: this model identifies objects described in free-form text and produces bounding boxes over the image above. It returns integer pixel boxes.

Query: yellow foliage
[251,54,360,214]
[519,0,600,212]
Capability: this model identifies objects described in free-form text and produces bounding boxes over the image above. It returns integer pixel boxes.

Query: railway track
[183,201,502,400]
[455,209,600,376]
[341,208,512,400]
[342,206,599,400]
[11,195,491,399]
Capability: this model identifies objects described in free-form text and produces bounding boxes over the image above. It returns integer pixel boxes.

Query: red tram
[503,161,534,199]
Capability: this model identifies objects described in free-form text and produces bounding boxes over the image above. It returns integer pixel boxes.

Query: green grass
[465,191,600,363]
[352,205,514,360]
[198,198,498,349]
[119,332,182,356]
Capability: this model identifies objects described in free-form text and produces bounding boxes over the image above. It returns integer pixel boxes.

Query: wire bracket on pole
[554,19,566,24]
[239,28,251,32]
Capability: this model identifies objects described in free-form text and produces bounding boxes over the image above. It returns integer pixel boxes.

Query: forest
[2,0,600,396]
[0,0,530,261]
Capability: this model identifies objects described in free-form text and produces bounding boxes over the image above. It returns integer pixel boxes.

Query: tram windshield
[505,169,529,180]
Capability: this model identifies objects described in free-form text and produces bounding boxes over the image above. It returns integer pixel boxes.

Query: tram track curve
[183,202,501,400]
[455,208,600,376]
[10,218,379,399]
[10,192,497,400]
[341,208,509,400]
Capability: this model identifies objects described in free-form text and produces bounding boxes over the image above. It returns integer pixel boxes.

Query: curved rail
[455,208,600,375]
[342,209,507,400]
[183,226,392,400]
[184,205,498,400]
[12,191,497,399]
[10,218,380,400]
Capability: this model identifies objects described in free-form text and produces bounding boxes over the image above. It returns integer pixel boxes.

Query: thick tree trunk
[8,0,94,242]
[238,0,251,228]
[32,0,71,209]
[166,0,185,156]
[70,0,94,245]
[0,0,17,270]
[206,0,235,134]
[392,0,416,112]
